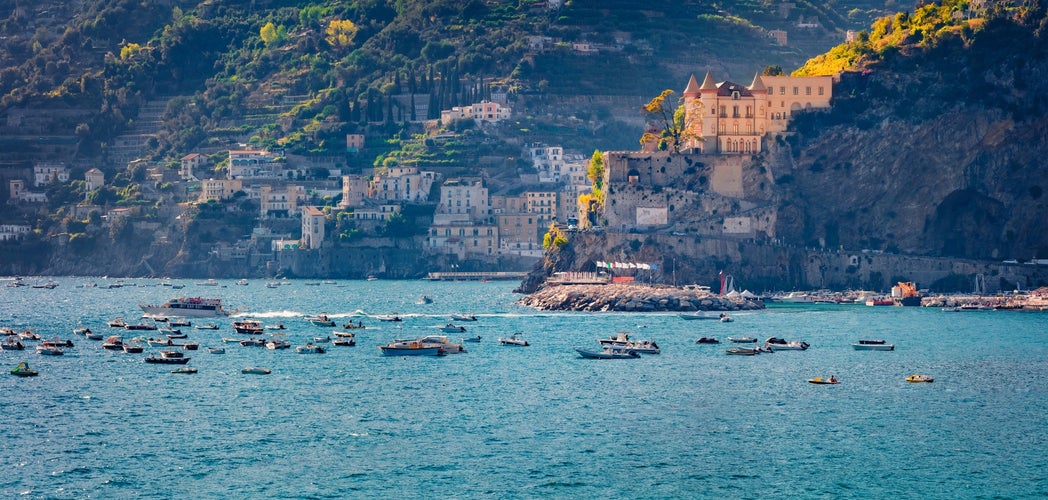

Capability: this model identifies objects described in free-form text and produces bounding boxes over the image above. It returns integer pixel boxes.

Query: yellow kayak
[906,374,934,383]
[809,377,839,384]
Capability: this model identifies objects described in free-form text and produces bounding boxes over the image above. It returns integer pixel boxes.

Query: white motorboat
[498,334,529,346]
[764,337,810,351]
[418,335,466,354]
[140,297,231,318]
[598,332,660,354]
[440,324,466,333]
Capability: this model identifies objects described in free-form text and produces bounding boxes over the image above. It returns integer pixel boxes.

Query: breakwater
[517,283,765,312]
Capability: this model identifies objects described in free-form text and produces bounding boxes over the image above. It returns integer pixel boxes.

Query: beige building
[199,178,243,202]
[434,178,490,224]
[440,101,512,126]
[259,184,305,218]
[370,166,438,203]
[180,153,207,180]
[682,71,833,154]
[84,168,104,191]
[340,174,369,208]
[300,206,325,250]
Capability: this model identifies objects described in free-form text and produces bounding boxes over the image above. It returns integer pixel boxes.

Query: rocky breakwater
[518,283,765,312]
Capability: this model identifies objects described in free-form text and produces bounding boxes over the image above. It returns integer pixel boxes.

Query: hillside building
[84,168,104,191]
[181,153,207,180]
[681,71,833,154]
[34,163,68,187]
[300,206,325,250]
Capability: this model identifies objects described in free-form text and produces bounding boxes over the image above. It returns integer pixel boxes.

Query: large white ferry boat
[140,297,230,318]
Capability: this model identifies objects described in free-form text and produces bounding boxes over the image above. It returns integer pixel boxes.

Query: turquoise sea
[1,277,1046,499]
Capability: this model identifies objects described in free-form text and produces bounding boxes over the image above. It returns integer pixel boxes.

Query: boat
[124,321,157,331]
[719,313,734,323]
[108,317,127,328]
[852,342,895,351]
[161,328,186,338]
[84,330,104,340]
[333,330,356,338]
[169,318,192,327]
[2,338,25,350]
[306,314,336,327]
[777,291,814,303]
[377,315,402,322]
[598,332,660,354]
[341,321,366,329]
[417,295,433,305]
[178,342,199,351]
[296,343,326,354]
[195,323,219,330]
[121,342,144,354]
[378,340,444,356]
[145,337,173,347]
[865,297,895,306]
[172,367,198,374]
[239,338,265,347]
[418,335,466,354]
[266,323,286,330]
[332,337,355,347]
[139,297,231,318]
[764,337,810,351]
[265,336,291,350]
[207,347,225,354]
[678,311,720,320]
[498,334,529,346]
[906,374,934,383]
[18,330,40,341]
[241,367,271,375]
[144,351,190,364]
[197,279,219,286]
[462,335,482,343]
[73,327,91,336]
[726,347,761,355]
[728,336,757,343]
[235,279,249,286]
[11,361,38,377]
[441,324,467,333]
[232,319,264,334]
[695,337,720,344]
[574,346,641,359]
[101,336,124,350]
[36,345,63,355]
[809,376,840,384]
[450,314,478,322]
[366,275,378,281]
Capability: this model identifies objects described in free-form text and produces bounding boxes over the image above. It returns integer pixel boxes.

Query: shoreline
[517,283,765,312]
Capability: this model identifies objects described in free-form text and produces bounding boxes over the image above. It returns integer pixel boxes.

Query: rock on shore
[517,283,765,312]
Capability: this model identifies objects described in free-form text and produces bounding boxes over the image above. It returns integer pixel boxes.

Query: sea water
[1,278,1046,499]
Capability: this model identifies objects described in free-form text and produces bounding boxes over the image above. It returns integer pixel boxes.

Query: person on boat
[829,375,838,383]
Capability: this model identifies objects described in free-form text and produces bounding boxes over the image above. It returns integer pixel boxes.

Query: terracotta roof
[699,70,718,91]
[683,74,701,97]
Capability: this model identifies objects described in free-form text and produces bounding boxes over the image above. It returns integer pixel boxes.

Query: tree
[325,19,359,52]
[586,149,605,205]
[639,89,694,154]
[260,22,287,48]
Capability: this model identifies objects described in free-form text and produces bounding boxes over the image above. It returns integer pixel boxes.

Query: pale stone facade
[34,163,69,187]
[440,101,511,126]
[84,168,104,191]
[228,149,281,179]
[180,153,207,180]
[434,179,489,224]
[199,179,243,202]
[300,206,325,250]
[682,71,833,154]
[259,184,304,218]
[370,166,438,203]
[340,174,369,208]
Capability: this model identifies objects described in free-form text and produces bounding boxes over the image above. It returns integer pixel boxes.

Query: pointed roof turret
[683,74,701,97]
[748,71,767,93]
[699,70,718,91]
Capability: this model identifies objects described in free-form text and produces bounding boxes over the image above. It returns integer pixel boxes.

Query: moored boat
[11,361,38,377]
[728,336,757,343]
[574,346,641,359]
[101,336,124,350]
[295,343,326,354]
[418,335,466,354]
[171,367,198,374]
[598,332,660,354]
[498,334,529,346]
[440,324,466,333]
[232,319,264,334]
[144,351,190,364]
[306,314,336,327]
[852,342,895,351]
[726,347,761,355]
[678,311,719,320]
[764,337,809,351]
[2,338,25,350]
[695,337,720,344]
[207,347,225,354]
[462,335,482,343]
[241,367,271,375]
[36,345,64,355]
[450,314,478,322]
[809,376,840,384]
[377,314,402,322]
[378,339,443,356]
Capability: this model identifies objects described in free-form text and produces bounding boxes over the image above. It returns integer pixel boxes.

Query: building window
[780,87,786,95]
[792,87,798,95]
[818,86,824,96]
[805,86,811,95]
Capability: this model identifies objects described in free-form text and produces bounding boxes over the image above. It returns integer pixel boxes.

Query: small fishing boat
[122,342,144,354]
[450,314,478,322]
[195,323,219,330]
[906,374,934,383]
[232,320,264,334]
[2,338,25,350]
[242,367,271,375]
[377,315,402,322]
[306,314,336,327]
[378,340,443,356]
[574,346,641,359]
[108,317,127,328]
[764,337,810,351]
[809,376,840,384]
[341,321,366,330]
[36,344,64,355]
[462,335,482,343]
[144,352,190,364]
[171,367,198,374]
[11,361,38,377]
[332,337,355,347]
[295,343,326,354]
[728,336,757,343]
[207,347,225,354]
[417,295,433,305]
[852,341,895,351]
[695,337,720,344]
[726,347,760,355]
[333,330,356,338]
[441,324,466,333]
[678,311,719,320]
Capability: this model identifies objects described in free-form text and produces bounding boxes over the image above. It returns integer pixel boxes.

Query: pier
[423,271,529,281]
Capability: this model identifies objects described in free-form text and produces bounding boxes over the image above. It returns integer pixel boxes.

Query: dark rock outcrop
[518,283,764,312]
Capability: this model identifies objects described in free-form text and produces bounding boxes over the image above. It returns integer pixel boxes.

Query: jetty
[423,271,529,281]
[518,283,764,312]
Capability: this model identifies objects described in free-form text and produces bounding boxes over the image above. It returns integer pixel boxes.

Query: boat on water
[124,321,157,331]
[235,279,249,286]
[341,321,366,329]
[498,334,529,346]
[169,318,192,327]
[332,337,355,347]
[108,317,127,328]
[695,337,720,344]
[101,336,124,350]
[2,338,25,350]
[719,313,734,323]
[306,314,336,327]
[36,345,63,355]
[852,341,895,351]
[207,347,225,354]
[677,311,720,320]
[172,367,198,374]
[144,351,190,364]
[195,323,219,330]
[776,291,814,303]
[450,314,478,322]
[764,337,810,351]
[462,335,482,343]
[296,343,326,354]
[232,320,264,334]
[239,338,265,347]
[866,297,895,306]
[726,347,761,355]
[809,376,840,384]
[121,342,144,354]
[418,335,466,354]
[417,295,434,305]
[441,324,466,333]
[378,339,444,356]
[161,328,186,338]
[574,346,641,359]
[598,332,660,354]
[265,336,291,350]
[242,367,270,375]
[11,361,38,377]
[728,336,757,343]
[140,297,231,318]
[376,315,402,322]
[906,374,934,383]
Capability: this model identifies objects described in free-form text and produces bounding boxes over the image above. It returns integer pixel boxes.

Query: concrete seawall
[518,283,765,312]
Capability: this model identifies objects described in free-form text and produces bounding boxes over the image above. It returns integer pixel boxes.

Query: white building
[228,149,281,179]
[433,179,490,225]
[199,179,243,202]
[340,174,369,208]
[84,168,104,191]
[34,163,69,187]
[181,153,207,180]
[440,101,512,126]
[370,166,439,203]
[0,224,31,241]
